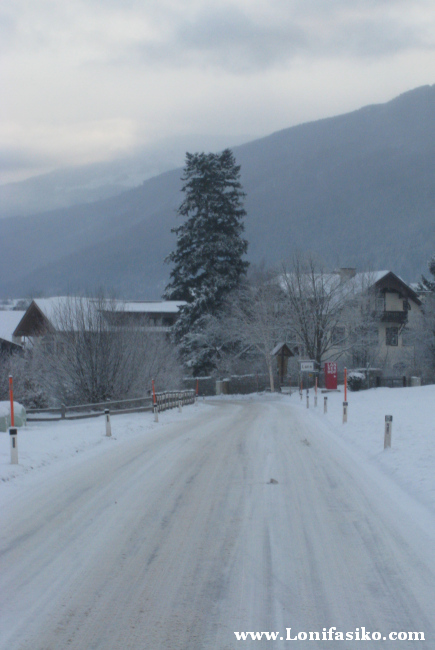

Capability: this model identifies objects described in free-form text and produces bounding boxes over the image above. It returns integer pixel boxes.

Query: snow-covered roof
[13,297,186,336]
[279,269,418,302]
[32,298,73,326]
[30,298,185,324]
[121,301,185,313]
[0,311,26,344]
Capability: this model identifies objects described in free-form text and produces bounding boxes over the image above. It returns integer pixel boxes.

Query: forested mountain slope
[1,84,434,298]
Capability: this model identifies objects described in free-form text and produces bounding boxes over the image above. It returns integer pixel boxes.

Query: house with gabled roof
[329,269,423,374]
[12,298,186,348]
[278,266,423,379]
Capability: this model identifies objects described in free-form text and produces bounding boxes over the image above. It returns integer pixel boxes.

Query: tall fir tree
[164,148,249,374]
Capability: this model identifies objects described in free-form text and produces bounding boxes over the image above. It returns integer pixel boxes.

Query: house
[12,298,186,348]
[329,269,423,374]
[277,267,423,380]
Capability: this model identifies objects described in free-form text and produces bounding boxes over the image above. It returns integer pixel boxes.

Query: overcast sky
[1,0,435,183]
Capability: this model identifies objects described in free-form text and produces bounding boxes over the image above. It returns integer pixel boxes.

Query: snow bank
[290,384,435,513]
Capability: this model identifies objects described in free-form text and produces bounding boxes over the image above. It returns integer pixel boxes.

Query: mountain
[0,134,252,219]
[0,85,434,299]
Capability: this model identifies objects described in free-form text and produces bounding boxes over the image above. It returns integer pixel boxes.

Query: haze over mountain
[0,85,434,299]
[0,134,252,219]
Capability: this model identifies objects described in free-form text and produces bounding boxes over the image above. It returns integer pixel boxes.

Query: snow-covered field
[1,386,435,649]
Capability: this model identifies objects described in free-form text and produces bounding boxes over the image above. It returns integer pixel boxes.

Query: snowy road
[1,397,435,649]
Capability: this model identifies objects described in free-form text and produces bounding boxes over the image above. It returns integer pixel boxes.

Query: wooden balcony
[380,310,408,324]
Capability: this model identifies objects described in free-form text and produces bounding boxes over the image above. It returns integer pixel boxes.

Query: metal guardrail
[26,390,196,421]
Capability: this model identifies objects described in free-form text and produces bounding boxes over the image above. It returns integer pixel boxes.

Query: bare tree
[36,295,182,405]
[280,254,385,370]
[409,292,435,382]
[280,253,352,367]
[339,271,385,370]
[0,348,48,407]
[225,276,287,391]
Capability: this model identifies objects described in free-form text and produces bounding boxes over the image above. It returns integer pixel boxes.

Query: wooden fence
[27,390,196,422]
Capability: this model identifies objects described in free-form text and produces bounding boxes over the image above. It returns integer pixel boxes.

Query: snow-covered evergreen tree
[164,149,249,374]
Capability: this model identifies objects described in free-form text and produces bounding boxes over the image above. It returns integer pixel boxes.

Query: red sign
[324,362,338,390]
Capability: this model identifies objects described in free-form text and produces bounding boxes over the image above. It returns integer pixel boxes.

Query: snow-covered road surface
[2,397,435,649]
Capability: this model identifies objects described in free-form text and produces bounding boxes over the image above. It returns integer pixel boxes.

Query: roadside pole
[384,415,393,449]
[10,427,18,464]
[9,375,14,427]
[105,409,111,437]
[343,367,348,424]
[9,376,18,464]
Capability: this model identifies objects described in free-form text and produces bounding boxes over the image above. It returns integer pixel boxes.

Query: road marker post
[105,409,111,437]
[324,396,327,413]
[343,401,348,423]
[384,415,393,449]
[306,389,309,409]
[10,427,18,464]
[343,367,348,423]
[314,377,318,407]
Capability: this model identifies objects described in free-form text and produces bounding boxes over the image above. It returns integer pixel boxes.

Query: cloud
[1,0,435,182]
[106,0,435,73]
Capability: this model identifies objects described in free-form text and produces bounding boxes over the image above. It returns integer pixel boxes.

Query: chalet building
[12,298,186,348]
[329,269,423,374]
[277,268,424,381]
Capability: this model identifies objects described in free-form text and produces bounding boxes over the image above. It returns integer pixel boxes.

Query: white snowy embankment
[291,384,435,513]
[0,386,434,515]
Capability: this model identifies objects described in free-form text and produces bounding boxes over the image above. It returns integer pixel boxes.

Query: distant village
[1,261,433,407]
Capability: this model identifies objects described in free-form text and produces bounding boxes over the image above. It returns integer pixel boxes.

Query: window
[386,327,398,346]
[376,294,385,312]
[403,300,411,312]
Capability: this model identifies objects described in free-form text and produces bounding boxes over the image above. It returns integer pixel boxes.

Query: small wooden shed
[271,342,295,384]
